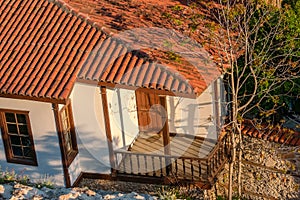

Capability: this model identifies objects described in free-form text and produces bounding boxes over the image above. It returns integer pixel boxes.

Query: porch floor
[130,132,217,158]
[115,132,217,181]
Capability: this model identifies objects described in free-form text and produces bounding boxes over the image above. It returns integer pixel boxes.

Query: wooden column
[159,96,171,175]
[52,103,71,187]
[101,87,116,176]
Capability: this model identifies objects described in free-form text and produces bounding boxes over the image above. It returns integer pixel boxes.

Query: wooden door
[135,90,166,133]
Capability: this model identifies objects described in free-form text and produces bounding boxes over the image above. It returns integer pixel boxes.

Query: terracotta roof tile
[135,61,149,87]
[0,0,221,102]
[242,120,300,146]
[0,0,103,101]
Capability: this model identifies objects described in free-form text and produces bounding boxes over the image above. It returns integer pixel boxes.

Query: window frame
[59,102,78,167]
[0,109,38,166]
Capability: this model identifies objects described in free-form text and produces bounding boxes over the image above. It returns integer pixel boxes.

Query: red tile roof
[0,0,97,102]
[0,0,220,102]
[242,120,300,146]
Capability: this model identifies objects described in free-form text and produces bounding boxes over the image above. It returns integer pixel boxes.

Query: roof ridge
[50,0,113,37]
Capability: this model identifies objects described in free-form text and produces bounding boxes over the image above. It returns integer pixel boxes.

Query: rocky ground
[0,182,158,200]
[0,180,207,199]
[78,179,205,199]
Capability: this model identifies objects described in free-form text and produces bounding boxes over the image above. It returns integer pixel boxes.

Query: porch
[113,132,229,188]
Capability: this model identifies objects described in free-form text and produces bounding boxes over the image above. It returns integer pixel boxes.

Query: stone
[77,193,90,200]
[32,195,44,200]
[104,194,116,199]
[12,188,25,198]
[59,193,74,200]
[265,157,276,168]
[25,187,48,199]
[135,194,146,199]
[10,196,20,200]
[126,191,138,198]
[118,193,124,197]
[14,183,33,191]
[0,185,4,194]
[1,184,13,199]
[86,189,96,196]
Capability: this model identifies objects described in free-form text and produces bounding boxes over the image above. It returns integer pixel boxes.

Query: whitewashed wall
[0,97,65,186]
[69,83,111,185]
[106,88,139,150]
[166,79,226,156]
[167,82,218,139]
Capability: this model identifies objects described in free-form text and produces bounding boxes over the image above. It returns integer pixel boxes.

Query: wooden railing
[207,134,230,181]
[114,150,208,181]
[114,134,229,185]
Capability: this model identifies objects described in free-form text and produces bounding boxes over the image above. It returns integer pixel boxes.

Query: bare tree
[205,0,300,199]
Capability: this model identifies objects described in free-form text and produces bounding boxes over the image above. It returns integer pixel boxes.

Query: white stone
[118,193,124,197]
[0,185,4,193]
[32,195,43,200]
[85,189,96,196]
[59,193,74,200]
[135,194,145,199]
[24,187,47,199]
[104,194,116,199]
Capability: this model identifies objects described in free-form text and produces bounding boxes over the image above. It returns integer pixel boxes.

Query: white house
[0,0,227,187]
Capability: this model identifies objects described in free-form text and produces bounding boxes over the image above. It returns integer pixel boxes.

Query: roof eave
[0,93,67,104]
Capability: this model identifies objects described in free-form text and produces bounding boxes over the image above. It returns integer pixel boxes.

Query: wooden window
[59,103,77,166]
[0,109,37,166]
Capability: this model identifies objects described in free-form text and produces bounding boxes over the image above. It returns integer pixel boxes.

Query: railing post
[122,152,126,174]
[129,154,133,174]
[115,152,119,173]
[182,158,186,179]
[206,159,210,181]
[190,159,194,181]
[159,156,163,177]
[151,156,155,176]
[145,155,149,176]
[175,159,178,177]
[137,154,141,175]
[198,160,201,180]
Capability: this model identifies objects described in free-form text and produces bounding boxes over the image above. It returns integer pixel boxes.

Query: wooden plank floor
[116,132,217,181]
[130,132,217,158]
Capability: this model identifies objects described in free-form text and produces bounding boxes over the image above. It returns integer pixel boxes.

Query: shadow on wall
[0,132,65,185]
[169,101,214,136]
[74,126,111,173]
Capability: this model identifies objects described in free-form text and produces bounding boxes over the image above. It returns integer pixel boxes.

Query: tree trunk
[237,137,242,198]
[237,127,243,198]
[228,130,236,200]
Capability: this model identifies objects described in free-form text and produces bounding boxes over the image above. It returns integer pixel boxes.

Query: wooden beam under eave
[100,87,116,176]
[0,93,67,104]
[75,78,197,99]
[52,103,71,187]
